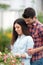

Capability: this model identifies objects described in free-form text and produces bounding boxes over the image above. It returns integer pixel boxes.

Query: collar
[28,21,39,28]
[18,34,26,39]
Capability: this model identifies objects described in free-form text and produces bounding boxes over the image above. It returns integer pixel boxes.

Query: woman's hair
[11,18,29,45]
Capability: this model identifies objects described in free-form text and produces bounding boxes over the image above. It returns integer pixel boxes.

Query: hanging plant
[0,4,10,10]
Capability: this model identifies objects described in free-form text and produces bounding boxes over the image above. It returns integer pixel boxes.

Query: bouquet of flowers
[0,50,22,65]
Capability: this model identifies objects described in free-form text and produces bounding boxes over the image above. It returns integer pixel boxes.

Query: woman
[11,18,34,65]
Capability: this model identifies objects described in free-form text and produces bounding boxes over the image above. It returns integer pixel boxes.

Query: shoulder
[35,21,43,36]
[36,20,43,28]
[37,22,43,31]
[26,36,34,46]
[34,21,43,31]
[25,36,33,40]
[38,24,43,37]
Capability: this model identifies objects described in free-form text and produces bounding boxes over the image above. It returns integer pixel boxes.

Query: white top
[11,35,34,65]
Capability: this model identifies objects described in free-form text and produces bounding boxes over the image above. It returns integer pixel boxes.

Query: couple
[11,7,43,65]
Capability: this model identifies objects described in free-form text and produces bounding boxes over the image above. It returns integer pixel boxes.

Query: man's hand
[27,46,43,55]
[27,48,35,55]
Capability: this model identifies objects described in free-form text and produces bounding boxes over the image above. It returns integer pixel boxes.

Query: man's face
[24,17,35,25]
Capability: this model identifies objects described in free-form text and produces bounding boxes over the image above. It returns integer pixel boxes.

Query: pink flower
[3,54,8,63]
[21,62,24,65]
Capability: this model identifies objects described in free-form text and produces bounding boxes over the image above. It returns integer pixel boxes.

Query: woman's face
[14,23,23,35]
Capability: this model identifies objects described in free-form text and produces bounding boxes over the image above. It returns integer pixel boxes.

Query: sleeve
[25,36,34,58]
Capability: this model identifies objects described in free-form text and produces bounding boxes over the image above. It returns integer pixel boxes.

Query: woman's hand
[21,54,26,58]
[15,53,21,57]
[15,54,26,58]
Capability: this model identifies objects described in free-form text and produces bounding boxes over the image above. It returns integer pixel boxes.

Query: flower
[0,52,22,65]
[0,52,2,55]
[4,32,12,39]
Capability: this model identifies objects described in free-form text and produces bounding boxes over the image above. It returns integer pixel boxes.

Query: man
[22,7,43,65]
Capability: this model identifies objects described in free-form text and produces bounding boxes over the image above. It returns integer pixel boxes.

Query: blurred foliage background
[37,12,43,23]
[0,29,12,52]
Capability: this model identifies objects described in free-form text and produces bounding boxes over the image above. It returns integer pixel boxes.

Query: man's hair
[22,7,36,18]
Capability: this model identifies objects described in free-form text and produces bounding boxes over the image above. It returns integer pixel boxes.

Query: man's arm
[28,25,43,55]
[28,46,43,55]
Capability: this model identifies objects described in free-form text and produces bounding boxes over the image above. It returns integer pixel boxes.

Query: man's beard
[27,21,35,27]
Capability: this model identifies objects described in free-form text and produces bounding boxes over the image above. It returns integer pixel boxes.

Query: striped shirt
[28,20,43,62]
